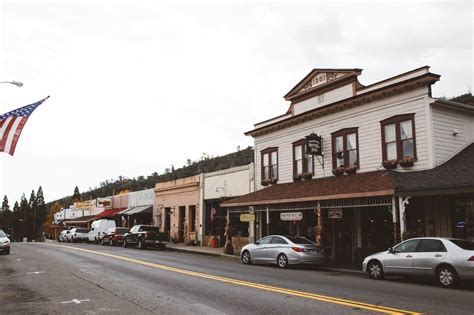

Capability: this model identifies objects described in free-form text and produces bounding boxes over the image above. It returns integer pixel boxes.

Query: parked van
[88,220,116,243]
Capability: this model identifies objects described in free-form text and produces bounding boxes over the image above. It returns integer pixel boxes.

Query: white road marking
[62,299,90,304]
[16,258,22,261]
[27,271,46,275]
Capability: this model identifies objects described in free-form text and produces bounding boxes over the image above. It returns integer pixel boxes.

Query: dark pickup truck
[123,225,167,250]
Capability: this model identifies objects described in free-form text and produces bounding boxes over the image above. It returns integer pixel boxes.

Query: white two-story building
[222,66,474,262]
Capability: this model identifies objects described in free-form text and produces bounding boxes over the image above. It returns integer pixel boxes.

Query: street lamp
[0,80,23,87]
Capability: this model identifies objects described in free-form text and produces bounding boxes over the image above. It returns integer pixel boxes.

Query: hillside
[52,147,254,207]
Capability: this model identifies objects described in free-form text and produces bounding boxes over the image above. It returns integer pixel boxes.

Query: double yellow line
[40,243,421,315]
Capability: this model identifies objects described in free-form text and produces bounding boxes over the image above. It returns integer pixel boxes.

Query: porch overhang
[221,170,394,208]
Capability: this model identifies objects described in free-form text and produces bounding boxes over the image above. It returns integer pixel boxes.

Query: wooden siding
[432,104,474,165]
[255,87,432,190]
[294,84,354,115]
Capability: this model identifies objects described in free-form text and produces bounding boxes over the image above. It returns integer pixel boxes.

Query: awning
[221,170,394,208]
[63,215,97,224]
[118,206,135,215]
[95,208,124,219]
[123,205,153,216]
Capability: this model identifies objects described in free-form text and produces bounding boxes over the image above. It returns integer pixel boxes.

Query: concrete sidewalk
[166,243,364,275]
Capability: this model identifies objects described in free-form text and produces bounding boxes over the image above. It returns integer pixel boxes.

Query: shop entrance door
[164,208,171,241]
[178,206,186,243]
[334,210,353,261]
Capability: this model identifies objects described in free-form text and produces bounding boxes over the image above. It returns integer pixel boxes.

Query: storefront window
[453,198,474,241]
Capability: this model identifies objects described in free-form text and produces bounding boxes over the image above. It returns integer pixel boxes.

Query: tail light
[468,256,474,261]
[291,247,306,253]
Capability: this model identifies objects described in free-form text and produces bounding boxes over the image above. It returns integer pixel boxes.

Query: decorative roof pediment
[284,68,363,101]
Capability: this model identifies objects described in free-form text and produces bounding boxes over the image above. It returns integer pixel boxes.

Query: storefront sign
[240,213,255,222]
[97,198,112,208]
[306,133,323,156]
[74,201,91,210]
[328,208,343,219]
[280,212,303,221]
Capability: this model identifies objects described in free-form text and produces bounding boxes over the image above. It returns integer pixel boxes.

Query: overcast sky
[0,0,472,204]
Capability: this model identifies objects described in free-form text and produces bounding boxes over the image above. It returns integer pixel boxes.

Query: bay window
[261,147,278,180]
[381,114,416,161]
[331,128,359,169]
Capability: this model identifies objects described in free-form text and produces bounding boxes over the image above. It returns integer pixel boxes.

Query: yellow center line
[38,243,421,315]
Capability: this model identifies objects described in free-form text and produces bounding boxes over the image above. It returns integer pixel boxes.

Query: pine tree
[72,186,81,203]
[1,195,9,211]
[35,186,47,239]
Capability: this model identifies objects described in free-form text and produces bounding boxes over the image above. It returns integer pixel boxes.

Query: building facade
[222,66,474,261]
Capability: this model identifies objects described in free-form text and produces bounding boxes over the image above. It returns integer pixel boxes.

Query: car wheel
[241,250,252,264]
[368,260,384,280]
[109,239,114,246]
[437,265,458,288]
[277,254,288,269]
[123,239,128,248]
[138,239,146,250]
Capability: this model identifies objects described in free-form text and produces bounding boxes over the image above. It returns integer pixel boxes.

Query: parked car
[101,227,129,246]
[67,228,90,243]
[240,235,326,269]
[58,230,70,243]
[88,219,116,243]
[363,237,474,288]
[0,229,11,255]
[123,225,167,249]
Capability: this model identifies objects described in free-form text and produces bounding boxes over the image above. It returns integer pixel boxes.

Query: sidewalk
[166,243,364,275]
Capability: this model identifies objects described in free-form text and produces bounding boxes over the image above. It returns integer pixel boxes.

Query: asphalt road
[1,242,473,315]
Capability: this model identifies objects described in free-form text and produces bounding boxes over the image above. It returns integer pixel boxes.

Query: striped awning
[123,205,153,216]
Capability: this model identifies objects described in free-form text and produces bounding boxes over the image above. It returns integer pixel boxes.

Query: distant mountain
[448,92,474,106]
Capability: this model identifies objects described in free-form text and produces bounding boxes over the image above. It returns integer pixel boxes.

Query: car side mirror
[6,234,10,238]
[254,241,260,245]
[388,247,394,254]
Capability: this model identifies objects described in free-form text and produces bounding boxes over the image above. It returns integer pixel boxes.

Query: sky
[0,0,472,204]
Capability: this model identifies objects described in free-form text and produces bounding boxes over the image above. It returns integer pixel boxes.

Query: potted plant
[261,179,269,186]
[302,173,312,180]
[399,156,415,168]
[382,159,398,170]
[269,178,278,185]
[332,166,344,176]
[344,166,357,175]
[293,174,303,182]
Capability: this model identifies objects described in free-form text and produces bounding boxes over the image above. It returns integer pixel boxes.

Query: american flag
[0,96,49,156]
[210,207,217,222]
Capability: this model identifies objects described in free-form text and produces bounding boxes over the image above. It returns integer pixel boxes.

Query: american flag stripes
[0,96,49,156]
[210,207,217,222]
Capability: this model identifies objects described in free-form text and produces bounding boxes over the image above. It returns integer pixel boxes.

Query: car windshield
[285,236,315,245]
[140,226,159,232]
[450,239,474,250]
[76,228,89,233]
[0,230,6,237]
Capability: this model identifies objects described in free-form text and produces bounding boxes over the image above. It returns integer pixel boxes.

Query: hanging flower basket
[344,166,357,175]
[382,159,398,170]
[399,156,415,168]
[261,179,269,186]
[332,166,344,176]
[293,174,303,182]
[302,173,313,180]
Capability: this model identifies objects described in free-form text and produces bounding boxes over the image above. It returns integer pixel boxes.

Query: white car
[67,228,90,243]
[0,229,11,255]
[363,237,474,288]
[58,230,70,243]
[88,219,116,243]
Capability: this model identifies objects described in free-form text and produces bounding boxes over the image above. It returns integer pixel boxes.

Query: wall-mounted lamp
[452,130,459,136]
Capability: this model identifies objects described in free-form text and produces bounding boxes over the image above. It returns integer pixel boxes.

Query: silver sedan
[362,237,474,288]
[240,235,326,269]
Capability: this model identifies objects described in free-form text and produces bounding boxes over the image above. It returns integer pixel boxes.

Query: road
[1,242,473,315]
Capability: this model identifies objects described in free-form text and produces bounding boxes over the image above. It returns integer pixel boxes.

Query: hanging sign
[328,208,343,219]
[280,212,303,221]
[306,133,323,156]
[240,213,255,222]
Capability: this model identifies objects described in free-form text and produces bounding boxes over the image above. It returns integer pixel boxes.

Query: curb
[166,246,364,275]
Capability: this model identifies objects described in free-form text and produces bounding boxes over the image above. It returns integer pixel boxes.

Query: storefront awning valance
[123,205,153,216]
[221,170,394,208]
[118,206,135,215]
[95,208,124,219]
[63,215,97,224]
